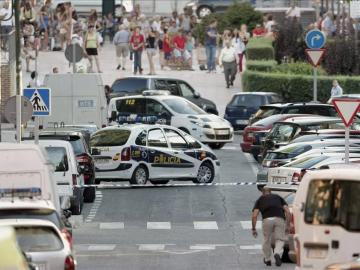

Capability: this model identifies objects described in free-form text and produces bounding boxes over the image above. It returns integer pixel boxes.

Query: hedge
[246,61,327,75]
[246,60,276,72]
[242,70,360,103]
[246,38,275,60]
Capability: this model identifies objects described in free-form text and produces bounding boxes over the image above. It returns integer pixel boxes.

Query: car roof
[114,76,186,81]
[39,130,84,137]
[0,200,56,211]
[25,139,73,148]
[302,167,360,182]
[233,92,279,96]
[0,218,60,228]
[279,116,341,125]
[260,102,333,109]
[98,123,178,132]
[110,93,183,101]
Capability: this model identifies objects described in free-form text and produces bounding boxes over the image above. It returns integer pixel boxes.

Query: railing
[0,29,16,64]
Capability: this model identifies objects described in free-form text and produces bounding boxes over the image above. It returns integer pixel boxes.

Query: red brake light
[293,169,307,182]
[121,147,131,161]
[64,255,75,270]
[61,228,73,250]
[77,154,90,163]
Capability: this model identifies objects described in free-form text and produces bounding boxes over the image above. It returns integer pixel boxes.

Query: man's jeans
[205,44,216,71]
[262,217,286,261]
[134,50,142,73]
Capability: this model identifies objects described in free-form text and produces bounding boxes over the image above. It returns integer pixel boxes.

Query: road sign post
[305,29,326,102]
[332,98,360,164]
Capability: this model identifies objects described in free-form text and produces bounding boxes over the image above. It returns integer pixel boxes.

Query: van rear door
[299,179,360,269]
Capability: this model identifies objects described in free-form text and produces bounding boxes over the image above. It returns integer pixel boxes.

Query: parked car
[90,124,220,184]
[249,102,338,126]
[108,92,233,149]
[0,219,76,270]
[224,92,282,130]
[325,258,360,270]
[38,130,96,202]
[110,76,218,115]
[293,167,360,270]
[185,0,234,17]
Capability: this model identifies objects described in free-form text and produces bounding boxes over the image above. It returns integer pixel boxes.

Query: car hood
[184,114,232,128]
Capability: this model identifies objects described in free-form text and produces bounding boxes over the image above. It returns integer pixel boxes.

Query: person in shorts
[113,24,130,70]
[84,24,102,73]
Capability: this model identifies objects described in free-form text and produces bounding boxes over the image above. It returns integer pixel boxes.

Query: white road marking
[239,244,262,250]
[193,221,219,230]
[147,222,171,230]
[221,145,238,150]
[138,244,166,251]
[85,191,103,223]
[240,221,262,230]
[190,245,216,250]
[99,222,125,230]
[88,245,116,251]
[244,153,260,176]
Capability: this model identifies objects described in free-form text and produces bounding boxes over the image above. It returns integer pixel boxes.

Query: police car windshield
[163,98,205,115]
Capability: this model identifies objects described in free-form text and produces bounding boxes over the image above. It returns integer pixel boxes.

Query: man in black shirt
[252,187,290,267]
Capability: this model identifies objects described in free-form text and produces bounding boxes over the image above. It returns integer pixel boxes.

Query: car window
[268,123,297,143]
[230,95,265,107]
[146,99,169,116]
[166,80,180,95]
[164,129,188,149]
[68,139,85,155]
[270,95,282,103]
[178,82,195,98]
[116,98,146,115]
[284,155,328,168]
[135,130,147,146]
[90,129,131,147]
[111,78,148,93]
[251,107,282,122]
[163,98,205,115]
[305,179,360,231]
[45,147,68,172]
[147,129,168,148]
[285,107,301,114]
[184,133,202,149]
[154,80,169,91]
[16,227,63,252]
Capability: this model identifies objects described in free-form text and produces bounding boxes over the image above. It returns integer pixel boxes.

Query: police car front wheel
[131,165,149,185]
[193,162,214,184]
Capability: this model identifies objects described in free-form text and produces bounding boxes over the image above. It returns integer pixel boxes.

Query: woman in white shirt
[231,28,246,73]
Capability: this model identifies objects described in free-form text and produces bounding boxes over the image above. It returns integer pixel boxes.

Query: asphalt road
[72,135,294,270]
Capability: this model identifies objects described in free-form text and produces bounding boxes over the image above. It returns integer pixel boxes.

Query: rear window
[16,227,63,252]
[0,210,61,228]
[45,147,68,172]
[284,155,328,169]
[305,179,360,231]
[230,95,265,107]
[268,123,298,143]
[253,114,287,127]
[68,139,86,155]
[266,145,312,160]
[111,78,148,94]
[90,130,131,147]
[252,107,282,123]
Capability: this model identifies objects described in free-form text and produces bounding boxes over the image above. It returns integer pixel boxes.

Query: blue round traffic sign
[305,29,326,49]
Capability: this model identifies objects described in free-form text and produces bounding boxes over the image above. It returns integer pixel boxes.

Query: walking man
[219,41,238,88]
[252,187,290,267]
[113,24,130,70]
[205,20,217,73]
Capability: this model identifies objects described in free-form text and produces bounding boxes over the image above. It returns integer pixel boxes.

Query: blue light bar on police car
[0,188,42,199]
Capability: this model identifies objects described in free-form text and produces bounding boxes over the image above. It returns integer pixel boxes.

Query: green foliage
[246,60,277,72]
[242,70,360,103]
[246,38,275,60]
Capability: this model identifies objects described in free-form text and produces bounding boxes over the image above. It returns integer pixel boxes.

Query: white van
[293,166,360,270]
[0,143,62,212]
[42,73,107,129]
[25,140,85,215]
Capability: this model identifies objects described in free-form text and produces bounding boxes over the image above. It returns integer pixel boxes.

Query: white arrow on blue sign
[23,88,51,116]
[305,29,326,49]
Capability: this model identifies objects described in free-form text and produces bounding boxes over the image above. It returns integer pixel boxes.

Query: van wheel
[150,180,169,185]
[209,143,225,149]
[130,165,148,185]
[84,186,96,203]
[193,162,214,183]
[70,188,82,215]
[281,247,291,263]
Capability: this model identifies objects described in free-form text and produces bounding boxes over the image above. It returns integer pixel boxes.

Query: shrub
[246,61,326,75]
[242,70,360,102]
[246,60,277,72]
[246,38,275,60]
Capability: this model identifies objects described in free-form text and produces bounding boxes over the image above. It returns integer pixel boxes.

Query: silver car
[0,219,75,270]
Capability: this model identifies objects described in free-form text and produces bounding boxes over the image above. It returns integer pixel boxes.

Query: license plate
[236,120,248,125]
[34,263,46,270]
[307,249,327,259]
[216,130,229,135]
[95,158,109,165]
[272,176,287,183]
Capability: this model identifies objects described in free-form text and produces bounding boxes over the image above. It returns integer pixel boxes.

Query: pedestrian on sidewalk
[205,20,218,73]
[331,80,343,97]
[145,28,157,75]
[252,187,290,267]
[84,24,102,73]
[130,26,144,75]
[113,24,130,71]
[218,40,238,88]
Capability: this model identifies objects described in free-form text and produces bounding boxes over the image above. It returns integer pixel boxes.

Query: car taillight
[292,170,306,182]
[295,237,301,267]
[72,174,77,185]
[121,147,131,161]
[289,213,295,234]
[61,228,73,250]
[77,154,90,164]
[64,255,75,270]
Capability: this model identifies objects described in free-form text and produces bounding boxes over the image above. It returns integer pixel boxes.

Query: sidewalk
[22,43,243,116]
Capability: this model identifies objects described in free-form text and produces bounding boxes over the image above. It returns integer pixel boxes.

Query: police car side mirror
[194,91,200,98]
[110,111,117,122]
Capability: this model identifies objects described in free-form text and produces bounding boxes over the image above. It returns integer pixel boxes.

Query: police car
[90,124,220,185]
[108,91,233,149]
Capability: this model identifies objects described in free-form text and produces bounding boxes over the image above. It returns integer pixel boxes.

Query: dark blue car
[224,92,282,130]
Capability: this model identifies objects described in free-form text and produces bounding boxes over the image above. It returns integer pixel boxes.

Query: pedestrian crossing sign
[23,88,51,116]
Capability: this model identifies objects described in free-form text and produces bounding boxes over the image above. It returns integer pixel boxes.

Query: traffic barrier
[75,182,299,189]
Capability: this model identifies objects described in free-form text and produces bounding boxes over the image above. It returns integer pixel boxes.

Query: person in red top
[130,26,144,75]
[173,29,190,67]
[252,24,266,37]
[162,28,172,67]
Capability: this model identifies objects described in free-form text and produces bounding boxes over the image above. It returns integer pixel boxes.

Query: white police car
[108,91,233,149]
[90,124,220,185]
